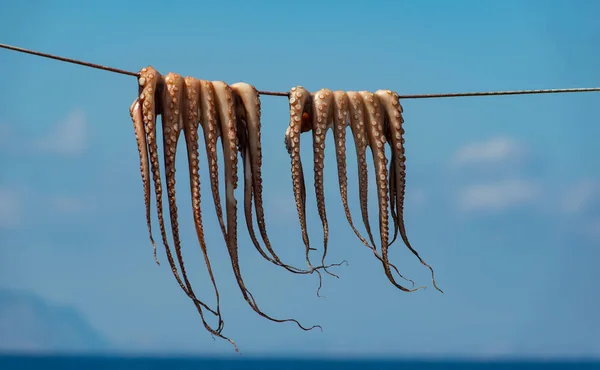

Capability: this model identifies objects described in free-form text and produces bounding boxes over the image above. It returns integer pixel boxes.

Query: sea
[1,355,599,370]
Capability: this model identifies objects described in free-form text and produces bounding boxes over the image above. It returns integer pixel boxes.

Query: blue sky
[1,0,599,359]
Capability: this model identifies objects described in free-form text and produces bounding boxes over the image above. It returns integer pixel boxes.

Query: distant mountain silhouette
[0,289,111,353]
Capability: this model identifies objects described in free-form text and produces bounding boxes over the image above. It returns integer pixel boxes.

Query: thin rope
[2,42,600,99]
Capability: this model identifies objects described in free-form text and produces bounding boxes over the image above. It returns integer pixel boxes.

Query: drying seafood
[130,68,327,351]
[129,65,441,351]
[134,67,233,348]
[284,87,440,293]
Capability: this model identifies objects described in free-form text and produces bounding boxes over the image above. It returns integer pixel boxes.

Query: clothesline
[2,42,600,99]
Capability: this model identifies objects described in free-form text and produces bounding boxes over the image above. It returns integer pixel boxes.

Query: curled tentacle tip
[322,269,340,279]
[404,276,416,288]
[315,285,325,298]
[308,325,323,332]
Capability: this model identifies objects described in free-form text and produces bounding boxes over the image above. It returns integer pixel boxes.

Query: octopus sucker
[181,76,229,336]
[375,90,442,293]
[129,96,158,265]
[332,91,412,285]
[231,82,316,275]
[359,91,423,293]
[213,81,320,331]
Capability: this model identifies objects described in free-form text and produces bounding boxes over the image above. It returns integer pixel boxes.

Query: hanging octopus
[284,87,439,293]
[129,67,442,351]
[131,67,235,349]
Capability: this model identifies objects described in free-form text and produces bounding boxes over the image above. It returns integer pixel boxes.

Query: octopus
[132,67,235,349]
[285,88,438,293]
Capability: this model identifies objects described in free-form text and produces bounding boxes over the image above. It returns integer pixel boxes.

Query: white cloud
[560,179,599,214]
[0,187,23,229]
[33,108,88,156]
[453,136,524,166]
[459,179,540,212]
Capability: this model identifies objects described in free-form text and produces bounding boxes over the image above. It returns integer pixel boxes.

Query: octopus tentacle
[310,88,339,278]
[198,80,228,243]
[129,97,159,266]
[346,92,378,250]
[384,107,400,248]
[359,91,423,293]
[181,76,231,340]
[213,81,320,331]
[231,82,320,275]
[231,83,278,265]
[387,157,400,247]
[331,91,412,286]
[375,90,442,293]
[285,86,314,270]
